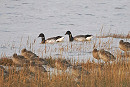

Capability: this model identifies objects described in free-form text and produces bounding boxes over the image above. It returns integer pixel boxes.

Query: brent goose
[65,31,93,42]
[38,33,64,44]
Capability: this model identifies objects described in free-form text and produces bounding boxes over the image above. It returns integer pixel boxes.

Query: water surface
[0,0,130,63]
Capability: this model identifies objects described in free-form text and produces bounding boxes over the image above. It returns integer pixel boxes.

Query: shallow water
[0,0,130,63]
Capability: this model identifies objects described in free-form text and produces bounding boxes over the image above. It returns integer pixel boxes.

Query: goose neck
[69,34,73,41]
[41,37,45,43]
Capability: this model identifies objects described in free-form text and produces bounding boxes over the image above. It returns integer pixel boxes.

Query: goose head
[65,31,74,41]
[38,33,46,43]
[38,33,45,38]
[65,31,72,35]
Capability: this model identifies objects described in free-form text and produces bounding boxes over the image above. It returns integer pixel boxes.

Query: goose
[98,49,116,62]
[21,48,38,60]
[92,49,100,60]
[65,31,93,42]
[119,40,130,51]
[29,61,47,73]
[38,33,64,44]
[12,53,30,66]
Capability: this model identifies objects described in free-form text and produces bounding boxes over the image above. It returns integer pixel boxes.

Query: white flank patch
[46,39,56,44]
[56,37,64,42]
[86,36,93,41]
[74,37,86,41]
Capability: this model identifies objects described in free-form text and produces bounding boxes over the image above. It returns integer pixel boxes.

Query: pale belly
[46,39,56,44]
[74,37,86,41]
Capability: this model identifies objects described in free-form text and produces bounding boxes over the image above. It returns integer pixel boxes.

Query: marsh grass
[45,56,56,68]
[0,31,130,87]
[0,58,129,87]
[97,28,130,38]
[97,33,130,38]
[0,57,14,66]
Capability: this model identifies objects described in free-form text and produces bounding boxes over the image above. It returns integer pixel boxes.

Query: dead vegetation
[96,28,130,38]
[0,30,130,87]
[0,58,129,87]
[97,33,130,38]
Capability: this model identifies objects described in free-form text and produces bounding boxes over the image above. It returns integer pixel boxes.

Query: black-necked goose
[98,49,116,62]
[38,33,64,44]
[21,48,38,59]
[65,31,93,42]
[119,40,130,51]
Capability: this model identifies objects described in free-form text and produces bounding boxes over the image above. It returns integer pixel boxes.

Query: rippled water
[0,0,130,62]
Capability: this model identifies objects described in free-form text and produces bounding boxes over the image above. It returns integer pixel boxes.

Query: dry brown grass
[0,31,130,87]
[0,56,129,87]
[44,56,56,68]
[96,27,130,38]
[0,58,14,66]
[97,33,130,38]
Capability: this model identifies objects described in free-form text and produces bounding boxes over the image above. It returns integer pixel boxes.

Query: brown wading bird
[119,40,130,51]
[65,31,93,42]
[31,58,48,65]
[21,48,38,59]
[98,49,116,62]
[55,59,71,70]
[92,49,100,60]
[12,53,30,66]
[29,61,47,73]
[38,33,64,44]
